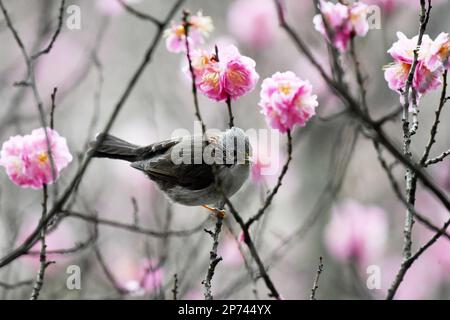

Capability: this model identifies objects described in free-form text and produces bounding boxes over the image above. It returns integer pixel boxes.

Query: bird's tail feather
[88,133,140,162]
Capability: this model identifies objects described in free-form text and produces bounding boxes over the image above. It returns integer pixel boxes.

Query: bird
[88,127,251,217]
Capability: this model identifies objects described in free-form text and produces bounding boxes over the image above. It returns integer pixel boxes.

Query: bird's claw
[202,205,226,219]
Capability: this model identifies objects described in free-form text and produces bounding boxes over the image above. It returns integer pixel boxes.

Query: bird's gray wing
[131,133,222,190]
[134,137,183,160]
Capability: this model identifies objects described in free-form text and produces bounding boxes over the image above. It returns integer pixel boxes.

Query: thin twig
[172,273,179,300]
[373,141,450,240]
[64,210,207,238]
[421,70,448,166]
[30,185,53,300]
[245,130,292,229]
[349,37,368,114]
[0,279,33,290]
[425,149,450,167]
[94,245,127,295]
[31,0,66,60]
[387,215,450,300]
[202,217,223,300]
[310,257,324,300]
[117,0,163,27]
[182,10,205,134]
[226,95,234,128]
[50,87,57,130]
[0,0,186,269]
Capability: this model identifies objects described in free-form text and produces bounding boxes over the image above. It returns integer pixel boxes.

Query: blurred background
[1,0,450,300]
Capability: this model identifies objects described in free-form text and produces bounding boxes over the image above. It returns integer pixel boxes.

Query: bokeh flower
[138,259,164,293]
[426,32,450,72]
[189,44,259,101]
[384,32,447,99]
[219,237,244,267]
[227,0,278,49]
[324,200,388,267]
[164,11,213,53]
[313,0,369,52]
[0,128,72,189]
[364,0,396,14]
[258,71,318,133]
[17,216,76,273]
[96,0,141,16]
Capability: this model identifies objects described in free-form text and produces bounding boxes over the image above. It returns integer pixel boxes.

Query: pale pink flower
[191,45,259,101]
[227,0,278,49]
[384,32,443,98]
[324,200,388,267]
[259,71,318,133]
[190,11,214,36]
[426,32,450,71]
[139,259,164,293]
[349,2,370,37]
[0,128,72,189]
[313,1,369,52]
[164,11,213,53]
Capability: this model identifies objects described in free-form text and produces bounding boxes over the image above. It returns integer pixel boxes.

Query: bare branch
[202,217,223,300]
[245,130,292,229]
[0,0,186,269]
[63,210,207,238]
[30,185,53,300]
[117,0,164,27]
[182,9,206,134]
[310,257,324,300]
[30,0,66,60]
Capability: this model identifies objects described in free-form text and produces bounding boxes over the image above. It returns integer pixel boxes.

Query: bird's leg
[202,205,226,219]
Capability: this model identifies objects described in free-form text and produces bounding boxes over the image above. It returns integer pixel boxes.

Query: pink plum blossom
[227,0,278,49]
[384,32,446,99]
[426,32,450,71]
[324,200,388,267]
[190,45,259,101]
[164,11,213,53]
[313,1,369,52]
[258,71,318,133]
[0,128,72,189]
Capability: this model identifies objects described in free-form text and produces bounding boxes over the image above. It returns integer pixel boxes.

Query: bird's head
[220,127,252,165]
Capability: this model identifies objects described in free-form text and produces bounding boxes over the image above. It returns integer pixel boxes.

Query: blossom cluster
[188,45,259,101]
[313,0,370,52]
[0,128,72,189]
[259,71,318,133]
[164,11,213,53]
[384,32,450,99]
